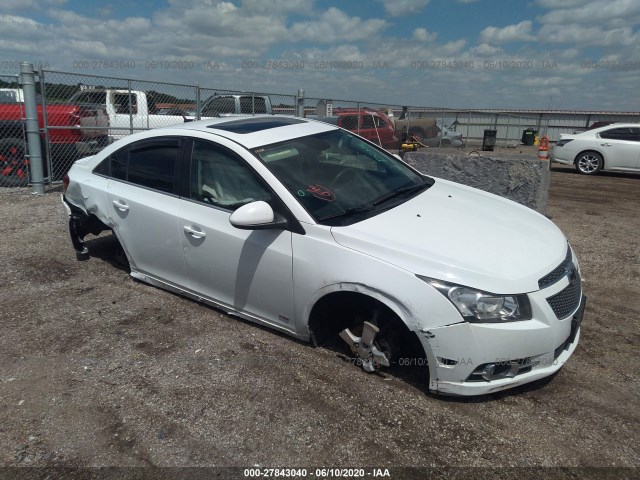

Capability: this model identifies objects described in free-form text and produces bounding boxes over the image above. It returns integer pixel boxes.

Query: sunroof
[209,117,306,134]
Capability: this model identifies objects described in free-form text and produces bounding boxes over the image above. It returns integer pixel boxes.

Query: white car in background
[551,123,640,175]
[62,116,584,396]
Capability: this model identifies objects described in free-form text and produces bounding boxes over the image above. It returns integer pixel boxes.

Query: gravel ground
[0,163,638,478]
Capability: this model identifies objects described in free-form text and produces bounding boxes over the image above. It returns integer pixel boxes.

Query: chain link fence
[38,70,304,183]
[0,74,30,186]
[3,66,639,187]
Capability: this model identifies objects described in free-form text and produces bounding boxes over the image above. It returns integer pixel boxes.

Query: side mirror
[229,201,288,230]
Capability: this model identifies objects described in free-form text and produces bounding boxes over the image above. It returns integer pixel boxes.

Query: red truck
[308,108,398,150]
[0,90,108,186]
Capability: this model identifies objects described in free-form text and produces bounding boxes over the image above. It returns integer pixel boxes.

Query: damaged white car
[62,116,585,396]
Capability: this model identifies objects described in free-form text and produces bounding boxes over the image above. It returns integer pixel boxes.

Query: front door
[178,139,295,329]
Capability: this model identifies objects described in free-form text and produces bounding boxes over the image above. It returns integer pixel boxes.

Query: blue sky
[1,0,639,111]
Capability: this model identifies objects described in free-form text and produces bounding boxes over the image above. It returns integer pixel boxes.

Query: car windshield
[253,129,433,225]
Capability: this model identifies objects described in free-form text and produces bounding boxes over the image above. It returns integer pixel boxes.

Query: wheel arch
[305,283,414,346]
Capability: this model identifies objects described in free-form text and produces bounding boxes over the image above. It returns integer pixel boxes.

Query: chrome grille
[546,267,582,319]
[539,247,572,289]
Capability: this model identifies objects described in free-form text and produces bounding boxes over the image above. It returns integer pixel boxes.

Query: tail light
[62,173,69,193]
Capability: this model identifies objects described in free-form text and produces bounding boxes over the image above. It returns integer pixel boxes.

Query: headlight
[555,139,573,147]
[418,277,532,323]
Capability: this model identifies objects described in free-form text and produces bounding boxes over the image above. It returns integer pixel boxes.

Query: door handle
[183,225,206,239]
[112,200,129,211]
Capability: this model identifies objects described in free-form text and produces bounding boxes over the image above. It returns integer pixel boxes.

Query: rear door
[101,137,188,284]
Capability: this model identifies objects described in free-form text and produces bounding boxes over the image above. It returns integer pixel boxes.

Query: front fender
[292,224,463,337]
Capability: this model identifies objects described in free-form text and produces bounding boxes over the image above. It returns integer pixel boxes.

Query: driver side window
[189,141,272,210]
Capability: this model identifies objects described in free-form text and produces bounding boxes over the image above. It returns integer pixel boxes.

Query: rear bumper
[550,148,574,165]
[61,194,109,254]
[61,195,88,254]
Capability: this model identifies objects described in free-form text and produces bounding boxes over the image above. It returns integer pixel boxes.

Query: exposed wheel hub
[339,321,390,372]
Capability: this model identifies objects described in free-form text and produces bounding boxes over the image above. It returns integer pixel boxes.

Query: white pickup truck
[0,88,25,103]
[197,93,273,117]
[68,88,187,142]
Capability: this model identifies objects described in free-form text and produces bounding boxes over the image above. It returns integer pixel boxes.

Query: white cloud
[538,24,638,47]
[292,45,365,63]
[0,0,639,111]
[521,76,576,87]
[413,28,437,42]
[379,0,430,17]
[559,48,580,59]
[290,7,388,43]
[1,0,66,10]
[469,43,502,56]
[240,0,314,13]
[0,14,41,33]
[480,20,535,44]
[537,0,640,26]
[441,39,467,54]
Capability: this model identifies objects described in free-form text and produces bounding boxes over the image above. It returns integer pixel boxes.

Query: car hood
[330,179,567,294]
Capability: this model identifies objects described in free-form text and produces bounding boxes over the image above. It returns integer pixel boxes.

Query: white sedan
[551,123,640,175]
[62,116,584,396]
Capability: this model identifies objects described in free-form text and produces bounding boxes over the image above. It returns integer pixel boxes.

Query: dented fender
[292,223,465,337]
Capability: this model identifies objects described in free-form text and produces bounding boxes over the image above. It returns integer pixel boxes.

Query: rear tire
[575,151,603,175]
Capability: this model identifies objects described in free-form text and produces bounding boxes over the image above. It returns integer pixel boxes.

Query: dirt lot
[0,163,638,477]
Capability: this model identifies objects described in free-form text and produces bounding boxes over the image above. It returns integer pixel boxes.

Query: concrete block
[403,150,550,214]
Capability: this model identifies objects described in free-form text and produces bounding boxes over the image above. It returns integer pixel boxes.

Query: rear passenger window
[600,127,640,141]
[93,138,181,193]
[128,144,179,193]
[110,149,128,181]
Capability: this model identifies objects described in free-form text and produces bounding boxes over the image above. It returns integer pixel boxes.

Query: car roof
[157,115,338,149]
[572,122,640,136]
[590,122,639,132]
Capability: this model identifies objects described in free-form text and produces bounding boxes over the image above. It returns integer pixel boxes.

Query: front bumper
[419,281,585,396]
